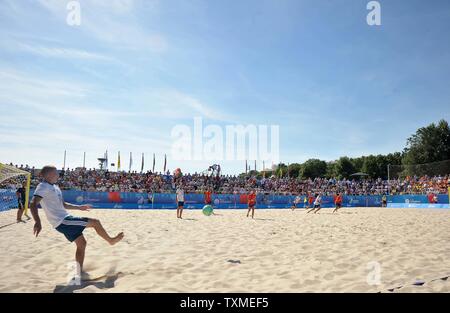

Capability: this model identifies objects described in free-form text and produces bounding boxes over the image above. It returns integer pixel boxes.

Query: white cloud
[35,0,167,53]
[14,42,117,62]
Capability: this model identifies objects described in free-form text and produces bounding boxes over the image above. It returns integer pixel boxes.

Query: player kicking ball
[29,165,124,275]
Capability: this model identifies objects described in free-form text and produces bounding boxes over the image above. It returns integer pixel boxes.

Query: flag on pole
[129,152,133,172]
[163,154,167,173]
[117,151,121,171]
[152,153,156,173]
[141,153,145,173]
[254,160,257,171]
[245,160,248,174]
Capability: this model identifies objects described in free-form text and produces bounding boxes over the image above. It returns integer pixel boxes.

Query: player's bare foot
[109,232,124,245]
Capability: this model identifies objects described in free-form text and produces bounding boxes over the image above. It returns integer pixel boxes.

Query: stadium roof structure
[350,172,369,177]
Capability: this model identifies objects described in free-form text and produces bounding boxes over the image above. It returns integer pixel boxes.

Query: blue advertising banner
[2,188,448,211]
[0,189,17,212]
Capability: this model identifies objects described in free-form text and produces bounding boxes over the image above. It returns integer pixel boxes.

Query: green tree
[362,155,379,178]
[403,119,450,165]
[287,163,302,178]
[351,157,365,173]
[325,162,336,178]
[334,157,355,179]
[300,159,327,179]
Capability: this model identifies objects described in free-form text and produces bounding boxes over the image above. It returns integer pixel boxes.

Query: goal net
[388,159,450,179]
[0,164,31,213]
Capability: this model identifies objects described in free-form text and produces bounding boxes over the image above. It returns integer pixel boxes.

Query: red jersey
[248,193,256,206]
[334,195,342,204]
[205,191,212,204]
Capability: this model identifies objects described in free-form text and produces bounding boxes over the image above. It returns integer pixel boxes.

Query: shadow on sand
[53,272,123,293]
[0,221,19,229]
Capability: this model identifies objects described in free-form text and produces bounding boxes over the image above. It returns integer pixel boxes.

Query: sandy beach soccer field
[0,208,449,293]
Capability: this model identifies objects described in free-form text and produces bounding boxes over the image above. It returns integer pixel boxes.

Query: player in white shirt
[307,193,322,213]
[29,166,124,274]
[291,195,302,211]
[176,185,185,219]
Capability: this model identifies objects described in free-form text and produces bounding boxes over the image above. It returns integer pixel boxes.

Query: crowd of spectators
[6,163,449,196]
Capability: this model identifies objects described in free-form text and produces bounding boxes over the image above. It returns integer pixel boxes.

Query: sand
[0,208,449,293]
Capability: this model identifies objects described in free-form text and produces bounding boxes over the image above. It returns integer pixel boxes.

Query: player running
[307,193,322,214]
[332,193,343,213]
[291,194,301,211]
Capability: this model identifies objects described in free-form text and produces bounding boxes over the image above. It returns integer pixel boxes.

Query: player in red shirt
[247,190,257,219]
[204,187,217,215]
[333,193,343,213]
[308,194,314,209]
[205,189,212,205]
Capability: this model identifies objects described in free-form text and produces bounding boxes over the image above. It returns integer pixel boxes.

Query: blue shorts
[178,201,184,207]
[56,216,89,242]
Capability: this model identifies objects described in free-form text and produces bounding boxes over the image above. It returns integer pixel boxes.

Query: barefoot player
[16,181,31,222]
[176,185,185,219]
[307,193,322,213]
[29,166,124,274]
[291,195,301,211]
[247,190,257,218]
[333,193,342,213]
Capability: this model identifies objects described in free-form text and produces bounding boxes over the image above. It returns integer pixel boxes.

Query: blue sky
[1,0,449,174]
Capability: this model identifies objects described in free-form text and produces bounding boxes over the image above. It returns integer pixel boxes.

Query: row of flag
[71,150,286,177]
[244,160,290,178]
[79,150,168,173]
[115,151,167,173]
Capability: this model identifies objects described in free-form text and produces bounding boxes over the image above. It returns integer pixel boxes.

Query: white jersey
[176,188,185,202]
[294,196,301,204]
[34,182,69,228]
[314,196,322,205]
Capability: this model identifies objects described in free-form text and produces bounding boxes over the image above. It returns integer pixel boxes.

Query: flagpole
[129,152,133,173]
[83,152,86,169]
[63,150,67,170]
[152,153,155,173]
[163,154,167,174]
